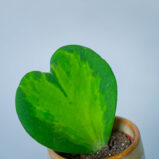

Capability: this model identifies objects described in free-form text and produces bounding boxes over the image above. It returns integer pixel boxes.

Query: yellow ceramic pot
[48,116,145,159]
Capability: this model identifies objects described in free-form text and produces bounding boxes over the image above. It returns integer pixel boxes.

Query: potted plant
[16,45,145,159]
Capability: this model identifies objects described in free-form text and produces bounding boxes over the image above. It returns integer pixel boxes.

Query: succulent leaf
[16,45,117,154]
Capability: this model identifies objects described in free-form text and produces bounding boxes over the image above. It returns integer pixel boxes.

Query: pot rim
[48,116,140,159]
[108,116,140,159]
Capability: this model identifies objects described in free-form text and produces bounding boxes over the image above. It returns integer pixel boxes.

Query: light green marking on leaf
[16,45,117,154]
[50,51,106,148]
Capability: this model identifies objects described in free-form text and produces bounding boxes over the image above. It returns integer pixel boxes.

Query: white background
[0,0,159,158]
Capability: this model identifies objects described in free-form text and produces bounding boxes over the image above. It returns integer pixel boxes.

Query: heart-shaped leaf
[16,45,117,154]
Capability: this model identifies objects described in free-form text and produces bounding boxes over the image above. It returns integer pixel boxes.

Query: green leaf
[16,45,117,154]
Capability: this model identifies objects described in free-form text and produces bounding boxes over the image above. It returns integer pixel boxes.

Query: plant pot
[48,116,145,159]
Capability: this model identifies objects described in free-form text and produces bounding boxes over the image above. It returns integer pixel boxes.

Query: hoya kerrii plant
[16,45,117,154]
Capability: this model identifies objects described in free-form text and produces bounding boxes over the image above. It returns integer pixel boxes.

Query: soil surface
[57,131,132,159]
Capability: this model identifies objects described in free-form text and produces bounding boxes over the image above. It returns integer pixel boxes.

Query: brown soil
[57,131,132,159]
